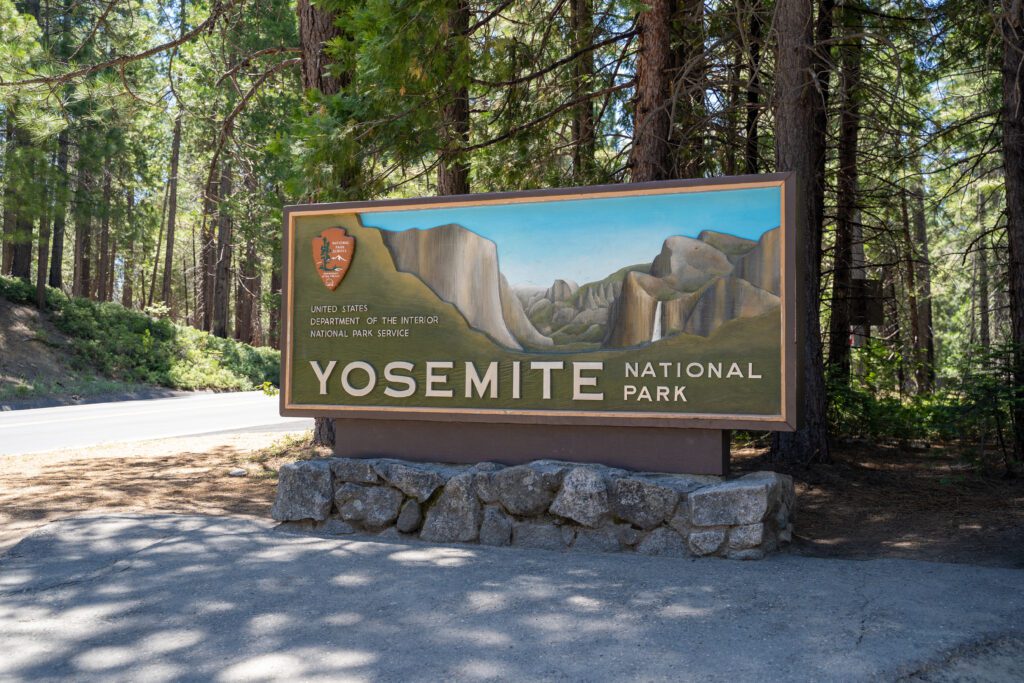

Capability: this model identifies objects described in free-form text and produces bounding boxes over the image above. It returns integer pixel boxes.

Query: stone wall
[271,458,795,560]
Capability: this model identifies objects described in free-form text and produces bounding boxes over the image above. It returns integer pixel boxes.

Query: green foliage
[0,275,279,392]
[829,338,1020,473]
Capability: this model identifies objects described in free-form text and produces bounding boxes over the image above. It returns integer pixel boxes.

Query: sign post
[281,175,798,475]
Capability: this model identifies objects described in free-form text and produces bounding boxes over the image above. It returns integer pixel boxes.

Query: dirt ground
[2,431,1022,567]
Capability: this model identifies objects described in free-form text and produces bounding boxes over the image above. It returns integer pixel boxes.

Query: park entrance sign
[281,175,799,475]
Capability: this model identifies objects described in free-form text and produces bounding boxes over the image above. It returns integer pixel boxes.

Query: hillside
[0,276,279,407]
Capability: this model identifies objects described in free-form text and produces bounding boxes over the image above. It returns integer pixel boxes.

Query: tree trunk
[912,185,935,390]
[72,157,92,298]
[630,0,673,182]
[1,114,14,276]
[827,6,861,382]
[670,0,705,178]
[212,162,233,338]
[234,239,258,344]
[978,230,991,349]
[161,114,183,310]
[899,189,922,393]
[161,0,186,311]
[269,261,282,350]
[438,0,471,195]
[299,0,353,447]
[49,129,69,289]
[122,194,135,309]
[200,173,217,330]
[96,168,112,301]
[571,0,596,182]
[769,0,830,465]
[745,4,763,174]
[35,197,50,308]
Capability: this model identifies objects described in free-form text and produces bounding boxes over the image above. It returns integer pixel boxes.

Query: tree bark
[72,157,92,298]
[200,173,217,330]
[49,129,69,289]
[670,0,705,178]
[827,6,861,382]
[161,0,186,311]
[96,167,112,301]
[298,0,353,447]
[745,4,763,174]
[234,239,258,344]
[899,189,922,393]
[912,185,934,390]
[212,162,233,338]
[161,114,183,310]
[630,0,673,182]
[770,0,830,464]
[438,0,471,195]
[35,196,50,308]
[122,193,135,308]
[571,0,596,182]
[2,114,17,276]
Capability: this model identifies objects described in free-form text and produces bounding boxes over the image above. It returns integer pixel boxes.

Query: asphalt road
[0,392,309,455]
[1,513,1022,682]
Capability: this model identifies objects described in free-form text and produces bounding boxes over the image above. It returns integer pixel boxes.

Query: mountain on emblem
[311,227,355,290]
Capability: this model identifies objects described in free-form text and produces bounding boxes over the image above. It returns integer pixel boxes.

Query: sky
[360,186,781,287]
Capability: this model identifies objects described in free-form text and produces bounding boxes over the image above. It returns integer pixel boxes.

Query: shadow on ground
[1,514,1022,681]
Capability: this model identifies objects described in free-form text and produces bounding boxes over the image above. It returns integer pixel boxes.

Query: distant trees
[0,0,1021,464]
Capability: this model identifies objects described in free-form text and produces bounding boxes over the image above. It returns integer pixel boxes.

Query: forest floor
[2,430,1022,568]
[736,443,1024,568]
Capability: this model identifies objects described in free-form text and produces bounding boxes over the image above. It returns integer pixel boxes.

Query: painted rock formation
[380,224,551,350]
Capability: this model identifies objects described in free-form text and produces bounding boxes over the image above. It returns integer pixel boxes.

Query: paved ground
[0,392,309,455]
[1,514,1021,682]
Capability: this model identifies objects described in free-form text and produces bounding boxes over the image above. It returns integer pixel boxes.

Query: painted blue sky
[360,186,781,287]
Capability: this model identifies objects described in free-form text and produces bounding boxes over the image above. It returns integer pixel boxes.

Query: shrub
[1,275,280,391]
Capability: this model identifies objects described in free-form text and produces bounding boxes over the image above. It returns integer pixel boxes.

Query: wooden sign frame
[280,174,799,433]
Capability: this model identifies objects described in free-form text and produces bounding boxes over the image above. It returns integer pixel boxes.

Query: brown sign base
[330,419,730,476]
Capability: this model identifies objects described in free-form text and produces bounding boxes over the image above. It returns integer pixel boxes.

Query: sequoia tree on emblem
[311,227,355,290]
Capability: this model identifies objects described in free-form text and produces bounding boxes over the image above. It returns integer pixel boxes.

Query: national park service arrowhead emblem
[311,227,355,290]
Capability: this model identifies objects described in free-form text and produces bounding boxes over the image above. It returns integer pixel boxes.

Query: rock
[635,527,689,557]
[420,473,481,543]
[688,529,726,556]
[396,499,423,533]
[778,524,793,544]
[726,548,765,561]
[331,459,380,484]
[572,527,622,553]
[499,275,553,348]
[546,279,579,302]
[512,521,569,551]
[271,460,333,522]
[733,226,781,295]
[609,478,679,530]
[682,276,780,337]
[380,224,523,349]
[334,484,404,529]
[606,271,662,347]
[493,465,560,516]
[374,461,447,502]
[615,524,642,547]
[474,471,500,504]
[697,230,757,258]
[479,506,513,546]
[228,468,247,478]
[688,474,787,527]
[728,523,764,550]
[667,504,690,537]
[549,468,608,527]
[320,519,357,536]
[651,235,735,291]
